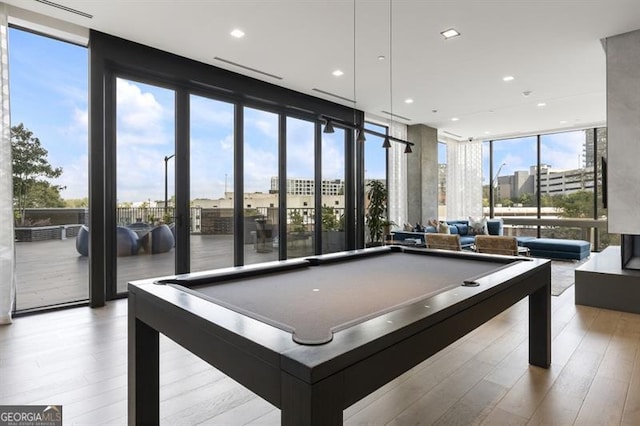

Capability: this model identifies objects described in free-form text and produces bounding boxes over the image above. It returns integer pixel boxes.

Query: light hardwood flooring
[2,269,640,425]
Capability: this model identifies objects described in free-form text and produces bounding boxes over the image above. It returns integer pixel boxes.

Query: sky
[8,27,386,204]
[8,27,89,200]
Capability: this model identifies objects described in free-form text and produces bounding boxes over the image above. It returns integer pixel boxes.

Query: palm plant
[366,180,392,244]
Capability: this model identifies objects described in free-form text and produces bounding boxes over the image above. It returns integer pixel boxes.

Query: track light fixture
[323,119,335,134]
[320,114,413,153]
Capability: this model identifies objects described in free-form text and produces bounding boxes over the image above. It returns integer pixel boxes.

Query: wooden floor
[2,267,640,425]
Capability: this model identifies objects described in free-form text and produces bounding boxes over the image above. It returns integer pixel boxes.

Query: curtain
[387,121,407,228]
[0,6,15,324]
[446,138,483,220]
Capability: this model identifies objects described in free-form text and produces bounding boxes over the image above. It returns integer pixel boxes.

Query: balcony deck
[14,235,284,311]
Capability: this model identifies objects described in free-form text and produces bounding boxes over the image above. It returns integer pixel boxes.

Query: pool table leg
[529,280,551,368]
[281,371,343,426]
[128,296,160,425]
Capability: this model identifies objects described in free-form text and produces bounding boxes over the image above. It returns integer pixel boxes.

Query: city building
[270,177,345,196]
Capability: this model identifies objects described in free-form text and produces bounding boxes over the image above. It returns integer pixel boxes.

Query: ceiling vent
[311,88,355,104]
[35,0,93,19]
[381,110,411,121]
[213,57,283,80]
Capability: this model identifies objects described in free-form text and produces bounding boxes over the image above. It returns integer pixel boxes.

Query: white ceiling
[5,0,640,141]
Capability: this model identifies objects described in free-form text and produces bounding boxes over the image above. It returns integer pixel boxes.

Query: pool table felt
[172,251,516,344]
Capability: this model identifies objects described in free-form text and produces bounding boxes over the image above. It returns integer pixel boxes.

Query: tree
[321,205,343,231]
[289,209,307,233]
[517,193,533,206]
[11,123,64,225]
[65,197,89,208]
[555,190,594,218]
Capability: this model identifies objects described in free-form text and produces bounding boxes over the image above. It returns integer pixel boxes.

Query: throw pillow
[427,218,439,228]
[468,216,488,235]
[438,221,450,234]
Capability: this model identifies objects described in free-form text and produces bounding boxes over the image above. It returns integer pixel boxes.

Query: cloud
[58,153,89,199]
[190,133,234,199]
[286,119,314,178]
[321,132,345,179]
[190,95,234,127]
[116,79,169,146]
[541,132,584,170]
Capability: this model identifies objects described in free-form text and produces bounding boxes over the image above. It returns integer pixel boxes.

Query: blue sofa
[391,219,504,249]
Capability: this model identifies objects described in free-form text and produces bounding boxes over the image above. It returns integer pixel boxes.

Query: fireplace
[621,234,640,270]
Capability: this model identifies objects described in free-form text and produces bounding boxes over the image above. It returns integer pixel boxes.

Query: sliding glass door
[189,95,235,272]
[115,78,176,293]
[243,107,279,264]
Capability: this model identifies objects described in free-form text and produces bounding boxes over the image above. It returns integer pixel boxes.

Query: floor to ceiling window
[115,78,176,294]
[490,136,538,216]
[84,31,366,305]
[540,130,592,239]
[286,117,315,258]
[9,27,88,311]
[321,127,346,253]
[243,107,279,264]
[189,94,235,271]
[364,123,388,243]
[483,128,611,250]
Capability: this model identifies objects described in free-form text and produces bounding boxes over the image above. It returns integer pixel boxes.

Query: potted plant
[322,205,345,252]
[366,180,395,245]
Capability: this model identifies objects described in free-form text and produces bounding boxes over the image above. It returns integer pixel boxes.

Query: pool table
[128,246,551,425]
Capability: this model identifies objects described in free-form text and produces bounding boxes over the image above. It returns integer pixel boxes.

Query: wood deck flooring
[14,235,281,310]
[2,252,640,425]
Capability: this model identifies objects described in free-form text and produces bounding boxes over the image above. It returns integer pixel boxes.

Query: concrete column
[406,124,438,226]
[606,29,640,234]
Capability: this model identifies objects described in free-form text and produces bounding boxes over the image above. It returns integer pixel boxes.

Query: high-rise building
[270,177,345,196]
[584,128,608,168]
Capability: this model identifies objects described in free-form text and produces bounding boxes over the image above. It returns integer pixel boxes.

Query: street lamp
[492,162,507,189]
[489,163,507,217]
[164,154,175,216]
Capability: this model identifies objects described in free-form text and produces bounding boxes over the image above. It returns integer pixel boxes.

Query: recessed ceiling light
[451,117,460,122]
[484,131,491,135]
[230,29,245,38]
[377,55,386,61]
[537,102,546,107]
[332,69,344,77]
[560,120,568,124]
[441,28,460,39]
[405,98,414,104]
[522,90,532,97]
[503,75,515,82]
